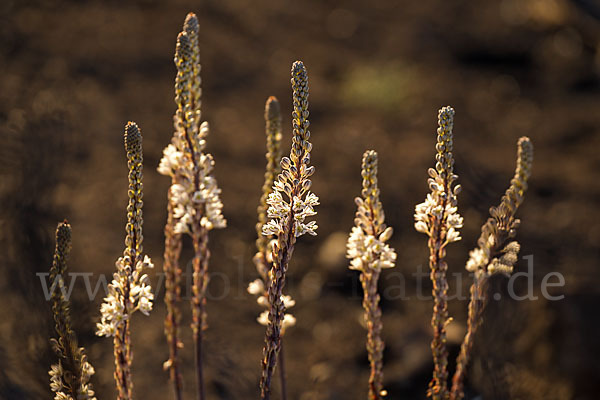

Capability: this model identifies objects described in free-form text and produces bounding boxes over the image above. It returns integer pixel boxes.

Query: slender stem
[192,225,210,400]
[164,198,183,400]
[278,342,288,400]
[170,330,183,400]
[361,269,383,400]
[195,327,205,400]
[260,207,296,400]
[427,195,450,400]
[114,320,132,400]
[364,192,384,400]
[450,276,488,400]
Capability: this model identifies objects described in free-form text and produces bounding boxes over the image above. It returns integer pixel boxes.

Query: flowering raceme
[48,221,97,400]
[347,225,396,272]
[157,16,227,400]
[248,276,297,333]
[96,255,154,337]
[159,122,226,234]
[450,136,533,400]
[413,106,463,399]
[262,189,319,238]
[94,121,153,400]
[346,150,396,400]
[260,61,318,400]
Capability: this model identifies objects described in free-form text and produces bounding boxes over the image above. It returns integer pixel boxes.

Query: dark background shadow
[1,0,599,399]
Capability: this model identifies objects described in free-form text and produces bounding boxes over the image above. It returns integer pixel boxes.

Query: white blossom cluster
[466,238,520,277]
[466,247,488,273]
[347,225,396,272]
[96,255,154,337]
[158,121,226,233]
[414,168,464,244]
[49,359,96,400]
[261,159,319,238]
[414,106,464,244]
[247,275,296,333]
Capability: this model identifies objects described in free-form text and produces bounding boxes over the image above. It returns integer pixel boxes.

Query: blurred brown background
[1,0,599,399]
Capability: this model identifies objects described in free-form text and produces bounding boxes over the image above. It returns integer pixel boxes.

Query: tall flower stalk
[48,220,96,400]
[158,13,226,400]
[259,61,319,400]
[346,150,396,400]
[449,137,533,400]
[248,96,295,400]
[162,196,183,400]
[96,121,155,400]
[414,106,464,400]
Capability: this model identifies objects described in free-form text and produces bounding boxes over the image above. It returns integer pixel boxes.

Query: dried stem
[159,13,226,400]
[427,219,450,399]
[450,137,533,400]
[114,321,133,400]
[261,214,296,400]
[116,121,145,400]
[252,96,290,399]
[96,121,155,400]
[449,276,488,400]
[260,61,318,400]
[254,96,283,281]
[48,221,96,400]
[163,197,183,400]
[347,150,396,399]
[278,342,288,400]
[94,121,150,400]
[362,268,384,400]
[192,225,210,400]
[414,107,463,400]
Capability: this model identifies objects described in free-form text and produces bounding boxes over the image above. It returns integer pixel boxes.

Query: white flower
[162,129,227,235]
[248,278,296,334]
[414,186,462,243]
[256,295,269,307]
[257,310,296,335]
[446,208,463,228]
[170,183,189,205]
[263,185,319,239]
[347,226,366,260]
[446,227,461,243]
[49,363,64,393]
[466,247,488,272]
[414,220,429,234]
[379,226,393,242]
[282,313,296,333]
[347,226,396,272]
[96,256,154,337]
[295,220,318,237]
[138,294,153,316]
[350,257,364,271]
[262,220,283,236]
[158,144,184,176]
[282,295,296,308]
[257,310,269,326]
[247,279,265,295]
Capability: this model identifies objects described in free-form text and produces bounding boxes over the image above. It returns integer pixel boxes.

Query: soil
[1,0,599,399]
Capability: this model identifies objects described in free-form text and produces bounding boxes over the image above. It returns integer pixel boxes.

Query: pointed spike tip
[124,121,141,154]
[266,96,280,120]
[183,12,199,34]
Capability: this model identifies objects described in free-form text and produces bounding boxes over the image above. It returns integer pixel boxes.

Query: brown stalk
[261,209,296,400]
[164,198,183,400]
[362,267,384,400]
[449,137,533,400]
[192,223,210,400]
[449,277,488,400]
[260,61,313,400]
[427,206,450,399]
